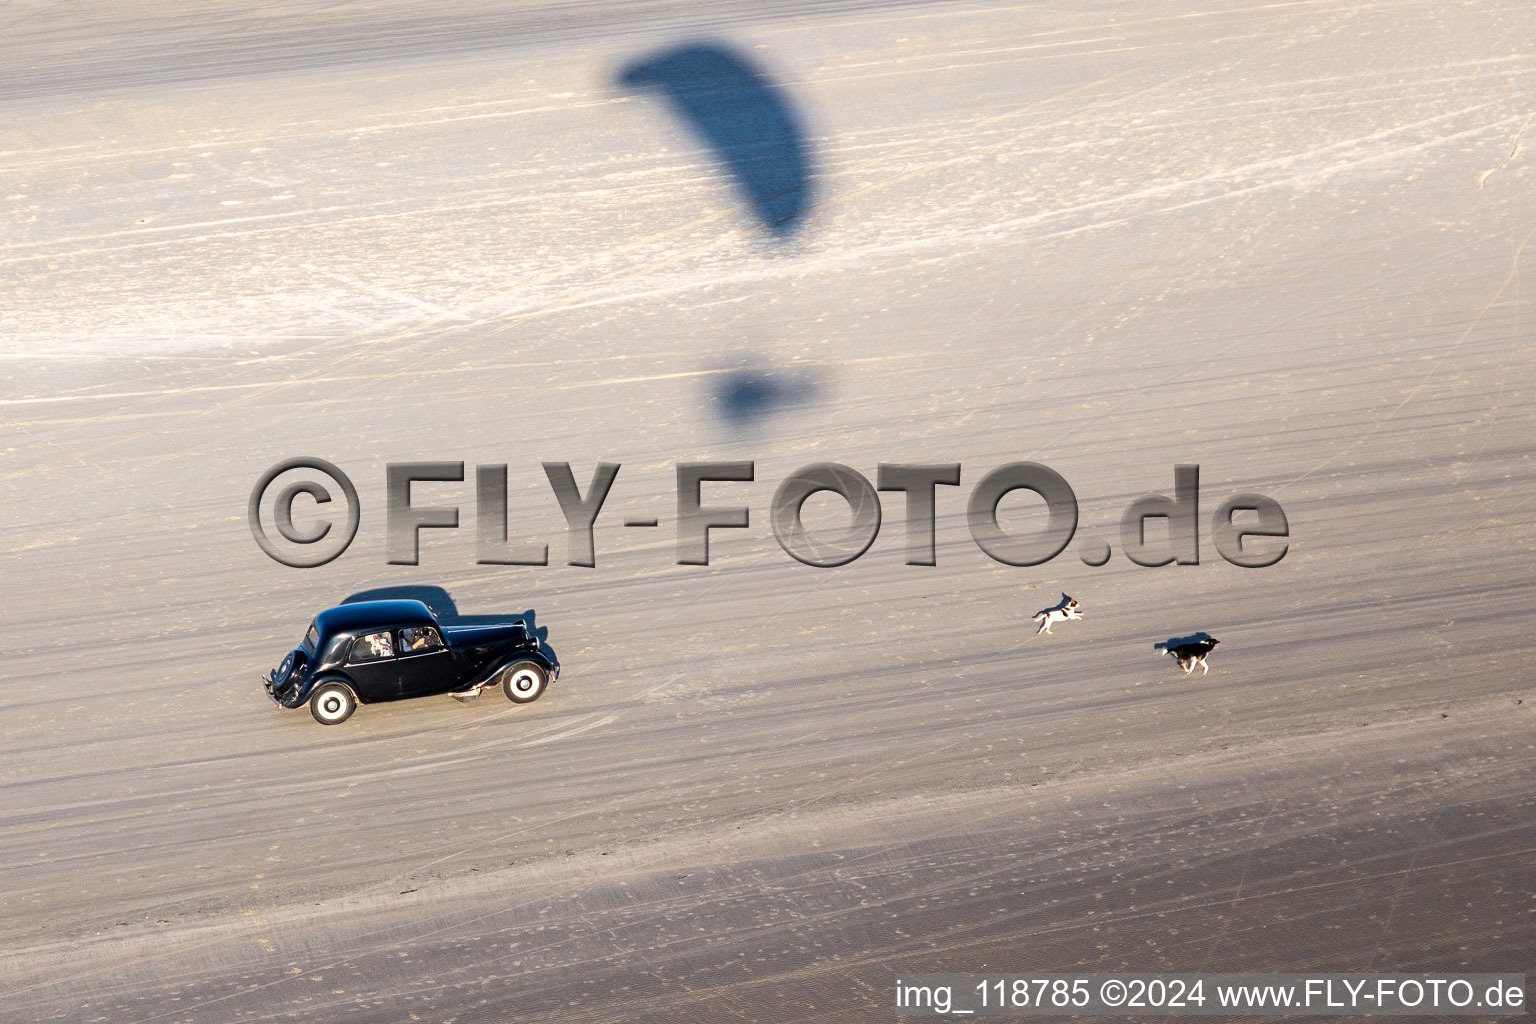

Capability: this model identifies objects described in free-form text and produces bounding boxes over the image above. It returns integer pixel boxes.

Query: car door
[344,629,400,701]
[395,625,452,697]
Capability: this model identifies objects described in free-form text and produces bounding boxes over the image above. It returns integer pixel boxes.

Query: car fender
[474,650,558,690]
[292,672,361,708]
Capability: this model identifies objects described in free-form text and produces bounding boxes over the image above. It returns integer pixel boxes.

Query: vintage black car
[264,599,558,724]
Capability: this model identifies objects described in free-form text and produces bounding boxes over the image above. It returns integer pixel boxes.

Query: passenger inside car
[401,626,443,651]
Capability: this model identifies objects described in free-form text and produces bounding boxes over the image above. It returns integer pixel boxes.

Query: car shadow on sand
[342,586,559,671]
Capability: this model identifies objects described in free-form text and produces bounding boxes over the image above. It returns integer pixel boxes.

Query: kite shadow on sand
[618,41,813,237]
[619,41,821,427]
[711,361,823,425]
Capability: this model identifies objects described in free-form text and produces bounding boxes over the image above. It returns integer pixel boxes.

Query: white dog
[1031,594,1082,636]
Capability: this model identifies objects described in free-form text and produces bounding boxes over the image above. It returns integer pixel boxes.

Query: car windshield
[302,623,319,655]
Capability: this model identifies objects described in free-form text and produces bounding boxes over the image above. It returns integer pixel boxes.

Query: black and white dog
[1032,594,1082,636]
[1155,635,1220,674]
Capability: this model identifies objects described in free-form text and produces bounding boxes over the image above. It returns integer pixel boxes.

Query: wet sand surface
[2,1,1533,1019]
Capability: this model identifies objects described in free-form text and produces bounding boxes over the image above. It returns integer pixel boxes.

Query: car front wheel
[501,662,549,704]
[309,682,356,725]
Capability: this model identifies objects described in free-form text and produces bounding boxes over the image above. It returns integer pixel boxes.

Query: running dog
[1156,635,1220,674]
[1032,594,1082,636]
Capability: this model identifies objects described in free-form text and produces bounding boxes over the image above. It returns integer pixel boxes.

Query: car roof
[315,600,435,638]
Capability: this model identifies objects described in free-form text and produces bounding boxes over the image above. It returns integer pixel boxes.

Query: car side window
[349,630,395,663]
[399,625,444,654]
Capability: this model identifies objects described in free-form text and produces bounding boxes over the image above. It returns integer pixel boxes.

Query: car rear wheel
[309,682,356,725]
[501,662,549,704]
